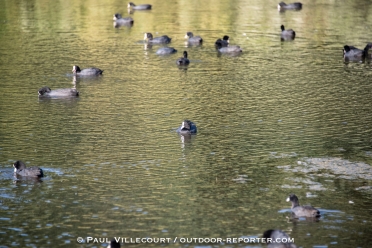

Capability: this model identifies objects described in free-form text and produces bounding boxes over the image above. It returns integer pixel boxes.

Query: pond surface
[1,0,372,247]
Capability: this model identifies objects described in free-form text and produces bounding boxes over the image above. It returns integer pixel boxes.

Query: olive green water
[1,0,372,247]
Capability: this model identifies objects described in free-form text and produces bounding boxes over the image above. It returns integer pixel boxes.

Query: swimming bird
[144,33,171,44]
[176,51,190,66]
[113,13,134,26]
[343,43,372,62]
[278,2,302,11]
[280,25,296,41]
[215,40,242,53]
[185,32,203,44]
[72,65,103,76]
[127,2,152,10]
[215,35,229,47]
[38,86,79,98]
[286,194,320,218]
[156,47,177,55]
[13,161,44,178]
[177,120,197,135]
[263,229,297,248]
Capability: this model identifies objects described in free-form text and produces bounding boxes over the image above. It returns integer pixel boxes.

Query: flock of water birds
[12,1,336,247]
[36,2,302,98]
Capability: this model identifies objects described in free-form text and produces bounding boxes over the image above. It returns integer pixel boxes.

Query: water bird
[263,229,297,248]
[343,43,372,62]
[144,32,171,44]
[156,47,177,55]
[278,2,302,11]
[72,65,103,76]
[127,2,152,10]
[38,86,79,97]
[177,120,197,135]
[215,40,242,53]
[215,35,229,47]
[176,51,190,66]
[113,13,134,26]
[185,32,203,44]
[13,161,44,178]
[286,194,320,218]
[280,25,296,41]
